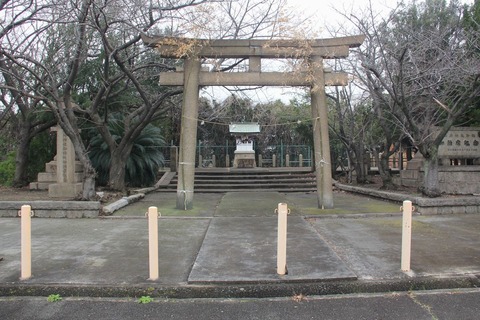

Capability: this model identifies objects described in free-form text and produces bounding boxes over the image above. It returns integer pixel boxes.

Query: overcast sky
[288,0,399,21]
[286,0,475,37]
[203,0,475,104]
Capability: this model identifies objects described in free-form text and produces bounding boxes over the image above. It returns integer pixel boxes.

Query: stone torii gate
[142,34,364,210]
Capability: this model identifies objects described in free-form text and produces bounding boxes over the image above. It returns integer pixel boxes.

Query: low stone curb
[334,182,480,215]
[1,275,478,299]
[334,182,416,203]
[101,193,146,215]
[0,201,101,218]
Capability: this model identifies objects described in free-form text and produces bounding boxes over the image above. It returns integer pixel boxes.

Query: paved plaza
[1,191,479,297]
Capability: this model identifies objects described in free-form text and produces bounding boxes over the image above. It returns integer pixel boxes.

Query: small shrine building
[229,122,260,168]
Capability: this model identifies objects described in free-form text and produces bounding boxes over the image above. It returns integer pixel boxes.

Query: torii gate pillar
[176,58,201,210]
[311,56,334,209]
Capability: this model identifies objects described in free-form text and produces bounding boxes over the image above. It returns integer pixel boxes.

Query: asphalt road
[1,288,479,320]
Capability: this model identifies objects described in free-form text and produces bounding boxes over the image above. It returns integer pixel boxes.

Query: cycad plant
[89,117,165,187]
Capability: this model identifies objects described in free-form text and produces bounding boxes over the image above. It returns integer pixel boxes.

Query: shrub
[0,152,16,186]
[89,116,166,187]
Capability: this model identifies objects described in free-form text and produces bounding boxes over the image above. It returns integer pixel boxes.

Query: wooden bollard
[19,205,32,280]
[147,206,160,280]
[401,200,413,272]
[276,203,290,275]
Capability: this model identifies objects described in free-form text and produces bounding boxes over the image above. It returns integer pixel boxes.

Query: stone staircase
[157,168,317,193]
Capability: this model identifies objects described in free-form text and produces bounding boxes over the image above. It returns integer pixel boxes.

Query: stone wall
[396,127,480,195]
[396,157,480,195]
[0,201,100,218]
[437,166,480,195]
[334,182,480,215]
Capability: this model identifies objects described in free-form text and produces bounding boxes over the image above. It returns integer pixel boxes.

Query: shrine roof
[229,123,261,134]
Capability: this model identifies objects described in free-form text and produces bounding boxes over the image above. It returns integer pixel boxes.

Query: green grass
[112,191,403,217]
[47,294,62,302]
[137,296,153,304]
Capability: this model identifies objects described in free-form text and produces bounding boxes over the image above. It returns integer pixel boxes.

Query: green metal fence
[157,143,313,168]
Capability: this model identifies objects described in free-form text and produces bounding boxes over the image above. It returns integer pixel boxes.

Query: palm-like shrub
[89,117,165,187]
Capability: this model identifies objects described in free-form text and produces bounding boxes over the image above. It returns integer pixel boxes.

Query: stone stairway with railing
[156,168,317,193]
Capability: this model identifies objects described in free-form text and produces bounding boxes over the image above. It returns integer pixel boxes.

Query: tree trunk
[108,156,126,191]
[12,123,31,187]
[378,151,396,190]
[107,143,133,191]
[81,160,97,200]
[352,145,368,184]
[346,151,353,183]
[421,152,442,197]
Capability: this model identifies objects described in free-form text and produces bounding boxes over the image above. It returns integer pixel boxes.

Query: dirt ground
[0,186,126,203]
[0,175,419,203]
[336,174,420,195]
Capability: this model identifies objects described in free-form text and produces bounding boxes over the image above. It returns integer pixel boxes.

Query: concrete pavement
[0,191,479,298]
[3,289,480,320]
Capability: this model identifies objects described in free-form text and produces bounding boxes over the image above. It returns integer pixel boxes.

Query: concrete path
[188,216,355,283]
[1,191,479,298]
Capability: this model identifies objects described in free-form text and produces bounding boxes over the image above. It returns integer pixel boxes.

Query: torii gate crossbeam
[143,34,365,210]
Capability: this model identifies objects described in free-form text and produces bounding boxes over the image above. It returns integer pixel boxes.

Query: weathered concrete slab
[309,214,480,279]
[188,216,356,284]
[0,218,209,285]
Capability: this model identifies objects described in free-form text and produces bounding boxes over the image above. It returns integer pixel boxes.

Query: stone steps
[157,169,317,193]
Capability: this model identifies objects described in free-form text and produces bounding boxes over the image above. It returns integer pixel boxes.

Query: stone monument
[398,127,480,194]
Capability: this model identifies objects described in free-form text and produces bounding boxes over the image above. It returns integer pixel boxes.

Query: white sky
[204,0,403,103]
[203,0,475,104]
[286,0,400,36]
[286,0,474,36]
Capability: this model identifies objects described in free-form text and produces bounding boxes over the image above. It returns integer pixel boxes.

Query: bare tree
[88,0,291,191]
[0,0,231,196]
[346,0,480,197]
[324,8,403,188]
[327,81,375,184]
[0,0,56,187]
[1,0,343,196]
[343,9,404,189]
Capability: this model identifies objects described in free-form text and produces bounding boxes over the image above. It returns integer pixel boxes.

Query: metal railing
[157,144,313,169]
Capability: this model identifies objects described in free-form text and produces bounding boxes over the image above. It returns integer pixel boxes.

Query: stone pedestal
[233,150,256,168]
[48,183,83,198]
[398,153,424,187]
[29,127,83,198]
